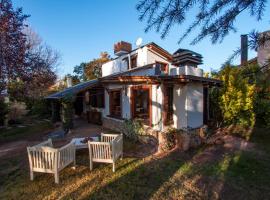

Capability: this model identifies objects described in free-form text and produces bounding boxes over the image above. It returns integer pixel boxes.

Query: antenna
[136,37,143,47]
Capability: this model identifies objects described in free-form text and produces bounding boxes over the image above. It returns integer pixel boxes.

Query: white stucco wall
[172,83,204,129]
[102,46,149,77]
[186,83,204,128]
[147,49,170,64]
[170,65,203,77]
[103,84,131,119]
[152,84,163,131]
[173,85,188,129]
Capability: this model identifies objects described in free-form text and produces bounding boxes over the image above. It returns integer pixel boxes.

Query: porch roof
[100,75,222,86]
[45,79,101,100]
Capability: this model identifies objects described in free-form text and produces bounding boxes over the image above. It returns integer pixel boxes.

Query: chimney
[241,34,248,65]
[114,41,132,56]
[66,76,72,88]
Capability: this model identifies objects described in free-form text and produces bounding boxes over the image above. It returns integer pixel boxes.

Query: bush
[210,65,256,127]
[161,128,177,151]
[121,119,145,141]
[8,101,28,124]
[26,98,51,118]
[0,99,8,126]
[61,95,74,132]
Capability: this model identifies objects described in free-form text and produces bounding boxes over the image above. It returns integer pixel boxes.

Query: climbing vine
[61,94,75,132]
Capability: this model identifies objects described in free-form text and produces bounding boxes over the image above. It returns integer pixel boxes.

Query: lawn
[0,119,53,143]
[0,127,270,200]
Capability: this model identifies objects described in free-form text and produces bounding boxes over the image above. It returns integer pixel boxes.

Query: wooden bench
[27,139,76,184]
[88,133,123,172]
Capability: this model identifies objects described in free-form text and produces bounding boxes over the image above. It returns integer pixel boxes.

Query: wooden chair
[88,133,123,172]
[27,139,76,184]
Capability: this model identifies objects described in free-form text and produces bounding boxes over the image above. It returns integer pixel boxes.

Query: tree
[73,63,87,82]
[7,28,58,101]
[73,52,110,81]
[0,0,58,101]
[0,0,29,94]
[136,0,269,46]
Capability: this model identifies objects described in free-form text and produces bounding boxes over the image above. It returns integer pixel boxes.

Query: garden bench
[27,139,76,184]
[88,133,123,172]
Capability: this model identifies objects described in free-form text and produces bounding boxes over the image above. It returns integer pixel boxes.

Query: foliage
[246,65,270,127]
[27,98,51,118]
[0,0,29,94]
[61,94,75,132]
[0,120,53,143]
[0,98,8,126]
[1,1,58,112]
[8,101,28,124]
[211,65,256,127]
[121,119,145,141]
[73,63,87,82]
[210,64,270,129]
[162,128,177,151]
[73,52,110,80]
[136,0,268,45]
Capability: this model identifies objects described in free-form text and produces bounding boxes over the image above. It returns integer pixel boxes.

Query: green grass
[1,127,270,200]
[0,120,53,143]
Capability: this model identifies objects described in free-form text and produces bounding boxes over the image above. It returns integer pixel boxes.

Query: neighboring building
[257,30,270,69]
[240,31,270,70]
[46,41,221,132]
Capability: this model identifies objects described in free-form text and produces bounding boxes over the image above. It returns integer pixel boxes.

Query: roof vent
[114,41,132,56]
[172,49,203,67]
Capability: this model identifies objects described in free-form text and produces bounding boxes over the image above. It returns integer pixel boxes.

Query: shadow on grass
[82,150,197,200]
[171,125,270,200]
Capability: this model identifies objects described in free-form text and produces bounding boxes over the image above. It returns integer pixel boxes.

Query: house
[240,31,270,70]
[46,41,221,132]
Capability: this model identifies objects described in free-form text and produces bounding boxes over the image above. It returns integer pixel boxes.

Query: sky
[13,0,270,78]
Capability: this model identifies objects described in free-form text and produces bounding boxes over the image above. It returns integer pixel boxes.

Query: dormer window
[122,57,129,69]
[131,54,137,68]
[155,62,168,75]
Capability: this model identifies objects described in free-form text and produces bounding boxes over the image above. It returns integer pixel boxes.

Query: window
[130,54,137,68]
[164,86,173,125]
[155,62,168,75]
[89,89,104,108]
[109,90,121,118]
[122,57,129,69]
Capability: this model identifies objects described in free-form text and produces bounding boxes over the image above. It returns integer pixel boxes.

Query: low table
[71,137,99,149]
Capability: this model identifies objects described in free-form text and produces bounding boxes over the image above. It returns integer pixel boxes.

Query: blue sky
[13,0,270,78]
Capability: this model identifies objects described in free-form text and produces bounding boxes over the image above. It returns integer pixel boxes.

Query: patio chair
[27,139,76,184]
[88,133,123,172]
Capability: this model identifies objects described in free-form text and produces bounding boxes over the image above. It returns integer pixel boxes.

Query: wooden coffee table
[71,137,99,149]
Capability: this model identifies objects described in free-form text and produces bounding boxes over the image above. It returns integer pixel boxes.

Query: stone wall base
[102,117,124,132]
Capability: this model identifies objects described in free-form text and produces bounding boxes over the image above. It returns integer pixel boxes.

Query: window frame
[108,89,122,119]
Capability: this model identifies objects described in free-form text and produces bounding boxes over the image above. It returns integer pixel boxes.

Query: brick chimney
[114,41,132,56]
[241,34,248,65]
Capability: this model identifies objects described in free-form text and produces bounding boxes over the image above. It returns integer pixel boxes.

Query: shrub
[27,98,51,118]
[61,94,75,132]
[161,128,177,151]
[121,119,145,141]
[210,65,256,127]
[8,101,28,124]
[0,99,8,126]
